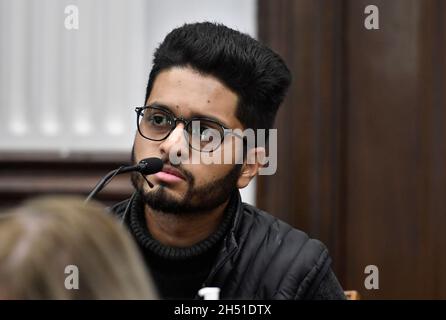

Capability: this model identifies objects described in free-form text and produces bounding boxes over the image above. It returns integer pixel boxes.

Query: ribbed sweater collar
[129,191,238,260]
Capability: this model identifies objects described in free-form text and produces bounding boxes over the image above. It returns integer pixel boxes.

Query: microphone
[85,157,163,202]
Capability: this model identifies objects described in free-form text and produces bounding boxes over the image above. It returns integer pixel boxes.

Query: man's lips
[153,165,186,183]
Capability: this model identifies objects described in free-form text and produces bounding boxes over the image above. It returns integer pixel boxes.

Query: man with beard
[111,22,346,300]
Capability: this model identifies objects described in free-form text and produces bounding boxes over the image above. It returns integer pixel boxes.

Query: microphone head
[137,157,163,175]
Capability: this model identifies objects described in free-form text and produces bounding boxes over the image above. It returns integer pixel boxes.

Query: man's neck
[144,200,229,248]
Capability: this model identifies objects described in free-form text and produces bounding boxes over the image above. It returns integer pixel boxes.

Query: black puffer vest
[110,191,332,299]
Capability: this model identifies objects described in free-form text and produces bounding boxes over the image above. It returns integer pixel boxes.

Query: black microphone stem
[84,157,163,203]
[85,166,125,203]
[140,173,154,188]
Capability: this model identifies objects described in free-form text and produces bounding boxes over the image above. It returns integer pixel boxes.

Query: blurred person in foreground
[111,22,346,299]
[0,196,158,299]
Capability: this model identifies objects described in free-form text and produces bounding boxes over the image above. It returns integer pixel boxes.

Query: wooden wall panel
[258,0,446,299]
[258,0,346,275]
[0,152,133,210]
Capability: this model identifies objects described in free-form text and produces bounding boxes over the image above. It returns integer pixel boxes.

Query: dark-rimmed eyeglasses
[135,106,242,152]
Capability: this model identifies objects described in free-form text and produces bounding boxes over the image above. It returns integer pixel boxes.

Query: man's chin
[142,184,184,203]
[139,186,192,215]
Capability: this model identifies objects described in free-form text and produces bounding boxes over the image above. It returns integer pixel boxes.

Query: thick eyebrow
[146,102,232,128]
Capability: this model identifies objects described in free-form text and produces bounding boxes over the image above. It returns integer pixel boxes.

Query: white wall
[0,0,257,205]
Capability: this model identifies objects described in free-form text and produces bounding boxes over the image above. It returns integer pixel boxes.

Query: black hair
[144,22,291,137]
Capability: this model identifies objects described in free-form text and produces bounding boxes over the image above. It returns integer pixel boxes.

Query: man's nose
[159,123,189,160]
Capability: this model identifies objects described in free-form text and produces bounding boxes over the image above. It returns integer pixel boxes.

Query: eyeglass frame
[135,105,244,152]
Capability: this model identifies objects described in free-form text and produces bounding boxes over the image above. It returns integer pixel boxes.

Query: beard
[130,149,242,215]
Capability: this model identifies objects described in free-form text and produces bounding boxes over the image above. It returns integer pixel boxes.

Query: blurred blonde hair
[0,196,158,299]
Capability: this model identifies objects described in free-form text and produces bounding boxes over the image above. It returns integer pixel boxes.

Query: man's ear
[237,147,266,189]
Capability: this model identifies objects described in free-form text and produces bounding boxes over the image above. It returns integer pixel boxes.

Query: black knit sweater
[128,192,237,299]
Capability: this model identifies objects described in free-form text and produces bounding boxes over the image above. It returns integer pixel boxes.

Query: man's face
[131,66,245,214]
